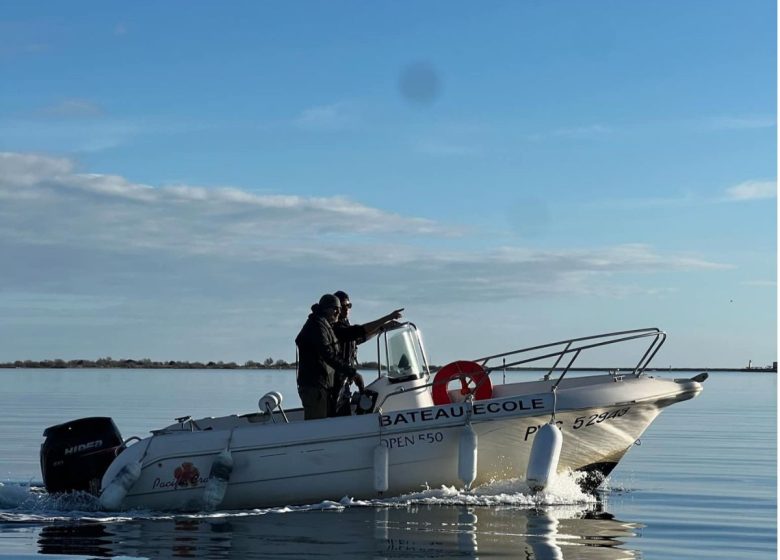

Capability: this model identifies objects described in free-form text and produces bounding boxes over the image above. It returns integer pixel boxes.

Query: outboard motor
[40,417,123,494]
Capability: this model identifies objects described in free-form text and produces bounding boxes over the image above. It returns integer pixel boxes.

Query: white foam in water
[0,470,597,523]
[370,469,597,508]
[0,481,36,509]
[598,472,632,494]
[0,482,140,523]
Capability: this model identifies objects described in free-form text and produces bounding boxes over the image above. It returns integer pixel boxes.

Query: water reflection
[37,503,640,559]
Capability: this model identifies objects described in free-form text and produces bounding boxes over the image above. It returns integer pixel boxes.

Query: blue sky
[0,1,775,367]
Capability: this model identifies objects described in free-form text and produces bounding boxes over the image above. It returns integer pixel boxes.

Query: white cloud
[293,103,356,130]
[1,104,216,154]
[0,152,74,187]
[0,152,732,361]
[742,280,776,287]
[0,152,727,276]
[552,124,612,138]
[705,115,776,130]
[36,99,104,118]
[0,43,48,58]
[0,118,142,153]
[590,179,777,210]
[414,141,480,157]
[723,180,777,201]
[0,152,453,254]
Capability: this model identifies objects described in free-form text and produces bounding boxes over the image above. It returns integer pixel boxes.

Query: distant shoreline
[0,359,775,373]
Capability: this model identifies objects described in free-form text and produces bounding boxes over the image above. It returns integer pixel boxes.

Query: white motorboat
[40,324,706,511]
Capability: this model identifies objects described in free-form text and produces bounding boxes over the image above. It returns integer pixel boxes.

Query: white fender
[458,423,478,490]
[526,422,562,492]
[202,449,234,511]
[99,461,141,511]
[258,391,283,413]
[373,444,389,492]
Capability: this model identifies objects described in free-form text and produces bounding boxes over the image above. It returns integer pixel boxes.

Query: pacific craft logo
[174,462,200,487]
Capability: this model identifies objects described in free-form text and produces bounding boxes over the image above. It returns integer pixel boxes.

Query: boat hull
[103,374,702,511]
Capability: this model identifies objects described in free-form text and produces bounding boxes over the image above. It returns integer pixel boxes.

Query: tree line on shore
[4,358,768,372]
[0,357,387,370]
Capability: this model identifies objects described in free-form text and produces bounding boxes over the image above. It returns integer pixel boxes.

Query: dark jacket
[332,318,367,367]
[295,313,357,390]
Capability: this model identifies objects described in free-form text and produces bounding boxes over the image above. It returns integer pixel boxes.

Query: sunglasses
[343,302,352,309]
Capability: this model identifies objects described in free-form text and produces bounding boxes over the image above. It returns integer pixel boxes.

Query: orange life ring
[432,360,493,405]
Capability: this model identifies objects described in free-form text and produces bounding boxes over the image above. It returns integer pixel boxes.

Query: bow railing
[474,328,666,387]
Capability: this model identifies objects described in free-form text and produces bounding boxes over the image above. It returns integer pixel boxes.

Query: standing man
[295,294,360,420]
[331,290,404,416]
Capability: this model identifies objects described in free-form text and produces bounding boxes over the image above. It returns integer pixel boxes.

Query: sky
[0,1,776,368]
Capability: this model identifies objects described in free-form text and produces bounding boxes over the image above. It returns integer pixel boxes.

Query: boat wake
[0,470,596,524]
[383,469,597,508]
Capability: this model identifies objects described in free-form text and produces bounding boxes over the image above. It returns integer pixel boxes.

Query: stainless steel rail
[374,326,666,411]
[474,328,667,385]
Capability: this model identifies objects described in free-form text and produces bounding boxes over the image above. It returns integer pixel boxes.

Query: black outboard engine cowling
[40,417,123,494]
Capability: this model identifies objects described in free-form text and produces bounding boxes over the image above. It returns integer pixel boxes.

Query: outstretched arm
[361,308,404,340]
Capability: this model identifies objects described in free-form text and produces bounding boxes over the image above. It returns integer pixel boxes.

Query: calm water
[0,369,775,559]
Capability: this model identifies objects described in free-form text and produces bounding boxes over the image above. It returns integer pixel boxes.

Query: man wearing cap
[295,294,360,420]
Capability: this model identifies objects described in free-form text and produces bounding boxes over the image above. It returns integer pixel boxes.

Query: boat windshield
[382,324,429,382]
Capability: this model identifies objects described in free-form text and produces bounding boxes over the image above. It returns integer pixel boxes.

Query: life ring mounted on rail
[431,360,493,405]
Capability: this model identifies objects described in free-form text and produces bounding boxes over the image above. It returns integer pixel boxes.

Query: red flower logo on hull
[174,462,200,487]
